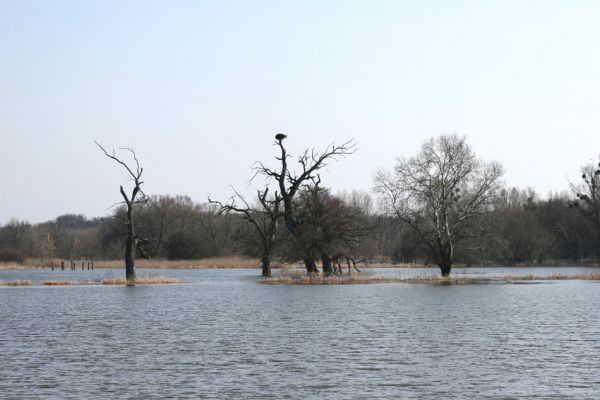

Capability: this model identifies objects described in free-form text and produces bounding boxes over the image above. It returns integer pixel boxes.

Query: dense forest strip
[1,189,598,268]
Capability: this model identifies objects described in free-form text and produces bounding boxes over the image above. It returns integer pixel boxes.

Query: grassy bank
[258,272,600,285]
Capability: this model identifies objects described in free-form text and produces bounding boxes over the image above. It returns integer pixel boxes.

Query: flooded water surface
[1,268,600,399]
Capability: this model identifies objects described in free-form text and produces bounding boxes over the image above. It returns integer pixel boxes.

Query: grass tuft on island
[38,276,187,286]
[0,279,32,286]
[259,274,402,285]
[504,272,600,282]
[43,280,75,286]
[101,275,188,285]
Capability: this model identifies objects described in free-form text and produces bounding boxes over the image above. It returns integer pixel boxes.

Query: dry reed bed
[42,276,188,285]
[505,272,600,282]
[0,279,32,286]
[1,276,188,286]
[259,274,404,285]
[0,256,295,269]
[101,275,188,285]
[41,280,97,286]
[259,272,600,285]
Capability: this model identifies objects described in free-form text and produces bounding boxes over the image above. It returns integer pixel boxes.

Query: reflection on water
[1,268,600,399]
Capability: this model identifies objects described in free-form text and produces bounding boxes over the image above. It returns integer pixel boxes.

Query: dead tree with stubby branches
[253,134,357,274]
[210,188,283,277]
[95,141,150,285]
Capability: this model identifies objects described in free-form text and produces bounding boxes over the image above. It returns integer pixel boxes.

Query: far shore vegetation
[2,256,600,271]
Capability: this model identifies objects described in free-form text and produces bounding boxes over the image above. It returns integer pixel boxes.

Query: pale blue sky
[1,1,600,223]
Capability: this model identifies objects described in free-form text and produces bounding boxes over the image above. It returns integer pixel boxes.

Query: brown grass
[0,256,295,270]
[399,275,473,284]
[0,279,32,286]
[505,272,600,282]
[259,271,600,285]
[42,280,81,286]
[259,273,404,285]
[101,275,188,285]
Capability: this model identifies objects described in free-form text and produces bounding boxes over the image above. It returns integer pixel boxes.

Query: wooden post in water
[81,261,85,270]
[50,261,54,271]
[91,261,94,270]
[61,261,65,270]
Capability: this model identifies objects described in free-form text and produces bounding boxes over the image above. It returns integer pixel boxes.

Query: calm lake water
[1,267,600,399]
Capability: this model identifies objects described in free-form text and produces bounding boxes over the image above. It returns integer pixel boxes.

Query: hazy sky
[1,1,600,223]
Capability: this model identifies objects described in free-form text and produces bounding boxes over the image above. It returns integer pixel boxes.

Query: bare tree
[253,134,357,274]
[571,158,600,254]
[194,203,236,256]
[95,141,149,285]
[139,195,195,258]
[294,182,372,275]
[374,134,503,276]
[210,188,282,276]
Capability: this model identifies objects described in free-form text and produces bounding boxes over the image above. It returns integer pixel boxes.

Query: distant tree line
[1,134,599,277]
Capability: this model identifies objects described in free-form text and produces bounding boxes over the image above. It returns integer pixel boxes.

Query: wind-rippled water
[1,267,600,399]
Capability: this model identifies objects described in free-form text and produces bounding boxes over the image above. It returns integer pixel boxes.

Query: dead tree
[253,134,356,274]
[210,188,282,277]
[95,141,149,285]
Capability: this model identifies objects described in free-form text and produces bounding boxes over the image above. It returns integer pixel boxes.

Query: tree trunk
[303,257,319,274]
[125,236,136,285]
[439,260,452,277]
[261,254,272,277]
[321,254,333,276]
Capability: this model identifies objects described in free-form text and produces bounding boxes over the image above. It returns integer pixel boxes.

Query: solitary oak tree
[96,141,149,285]
[375,134,503,276]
